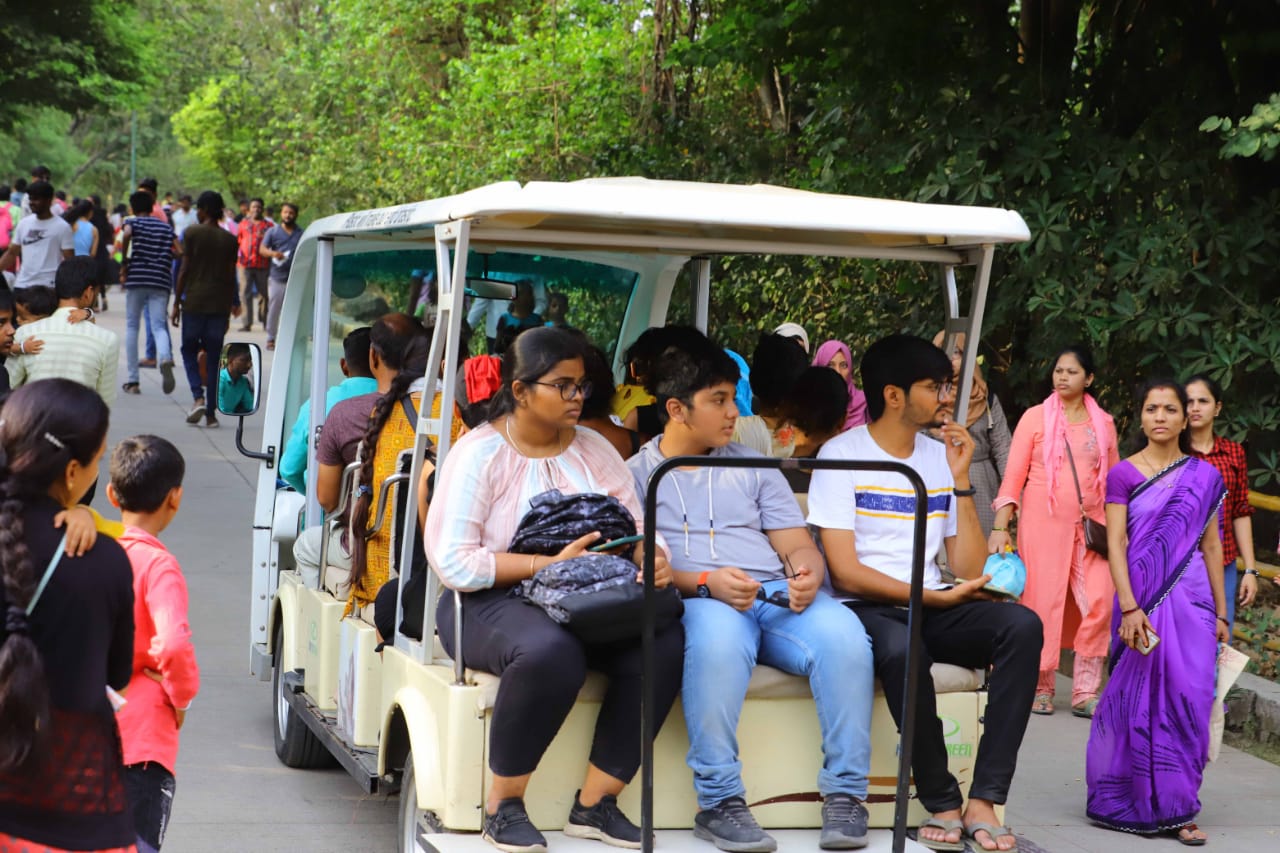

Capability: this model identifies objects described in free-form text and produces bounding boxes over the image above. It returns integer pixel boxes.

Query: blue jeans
[1223,559,1239,634]
[180,312,228,412]
[126,287,173,383]
[143,302,157,360]
[681,583,875,807]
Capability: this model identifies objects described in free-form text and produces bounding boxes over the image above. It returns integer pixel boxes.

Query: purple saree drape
[1086,456,1225,834]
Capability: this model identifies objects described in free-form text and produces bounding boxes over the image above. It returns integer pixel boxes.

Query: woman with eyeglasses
[991,346,1118,718]
[425,326,683,853]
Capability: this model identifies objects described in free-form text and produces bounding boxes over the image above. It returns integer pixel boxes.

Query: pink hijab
[812,340,868,431]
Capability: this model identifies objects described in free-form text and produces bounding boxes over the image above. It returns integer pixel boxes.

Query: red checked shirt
[236,216,271,269]
[1191,435,1253,566]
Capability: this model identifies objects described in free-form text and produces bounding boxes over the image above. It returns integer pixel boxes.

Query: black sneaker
[819,793,869,849]
[564,791,642,848]
[160,360,176,395]
[186,401,206,424]
[693,796,776,852]
[482,798,546,853]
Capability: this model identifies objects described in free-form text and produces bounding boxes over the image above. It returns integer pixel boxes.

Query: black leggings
[438,587,684,781]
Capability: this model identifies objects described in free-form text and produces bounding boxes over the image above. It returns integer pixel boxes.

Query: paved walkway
[1008,676,1280,851]
[64,303,1280,851]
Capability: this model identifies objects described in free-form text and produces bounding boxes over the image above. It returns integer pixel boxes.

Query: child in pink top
[106,435,199,853]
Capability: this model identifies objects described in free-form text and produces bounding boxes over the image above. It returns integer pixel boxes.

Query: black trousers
[438,587,684,781]
[847,600,1042,812]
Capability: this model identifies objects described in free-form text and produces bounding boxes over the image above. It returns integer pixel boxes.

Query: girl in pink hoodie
[107,435,199,853]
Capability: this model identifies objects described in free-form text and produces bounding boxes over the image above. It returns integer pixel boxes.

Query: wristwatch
[1244,569,1260,577]
[696,571,711,598]
[953,486,976,497]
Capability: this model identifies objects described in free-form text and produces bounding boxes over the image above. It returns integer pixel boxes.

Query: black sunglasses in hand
[756,554,797,608]
[755,587,791,608]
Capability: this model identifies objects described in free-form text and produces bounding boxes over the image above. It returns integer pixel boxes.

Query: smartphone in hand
[1137,629,1160,655]
[588,534,643,553]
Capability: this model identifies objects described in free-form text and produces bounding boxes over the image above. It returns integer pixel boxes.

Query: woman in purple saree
[1086,381,1228,846]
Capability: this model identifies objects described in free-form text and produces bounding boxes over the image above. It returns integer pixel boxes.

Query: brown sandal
[1173,823,1207,846]
[1031,693,1054,715]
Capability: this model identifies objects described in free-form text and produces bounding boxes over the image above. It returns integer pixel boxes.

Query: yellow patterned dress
[347,392,459,616]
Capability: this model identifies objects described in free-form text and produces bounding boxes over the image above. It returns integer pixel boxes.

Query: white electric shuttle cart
[226,179,1030,853]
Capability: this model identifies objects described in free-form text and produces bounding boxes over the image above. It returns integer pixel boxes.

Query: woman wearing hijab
[927,332,1010,534]
[812,339,869,432]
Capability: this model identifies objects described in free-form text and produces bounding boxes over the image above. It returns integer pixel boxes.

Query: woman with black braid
[344,317,436,617]
[0,380,136,852]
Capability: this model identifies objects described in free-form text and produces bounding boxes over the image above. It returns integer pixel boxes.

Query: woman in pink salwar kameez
[990,347,1118,718]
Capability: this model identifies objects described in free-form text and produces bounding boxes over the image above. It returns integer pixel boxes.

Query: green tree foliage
[0,0,152,129]
[158,1,1280,485]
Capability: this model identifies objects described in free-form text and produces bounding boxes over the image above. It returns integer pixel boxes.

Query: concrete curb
[1226,672,1280,743]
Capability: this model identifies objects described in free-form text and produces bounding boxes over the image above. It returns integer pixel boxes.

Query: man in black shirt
[171,191,239,427]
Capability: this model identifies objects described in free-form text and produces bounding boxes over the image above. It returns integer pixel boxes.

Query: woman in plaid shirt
[1186,374,1259,634]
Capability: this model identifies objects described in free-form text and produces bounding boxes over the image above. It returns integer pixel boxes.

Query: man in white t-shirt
[0,181,74,290]
[808,334,1041,853]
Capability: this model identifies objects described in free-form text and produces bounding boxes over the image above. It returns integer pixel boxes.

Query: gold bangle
[992,526,1007,532]
[529,554,538,577]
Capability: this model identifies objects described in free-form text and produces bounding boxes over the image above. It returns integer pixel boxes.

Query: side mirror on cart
[217,341,263,417]
[219,341,273,465]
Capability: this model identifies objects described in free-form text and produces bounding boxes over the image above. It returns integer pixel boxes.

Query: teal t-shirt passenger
[218,367,254,415]
[278,375,378,492]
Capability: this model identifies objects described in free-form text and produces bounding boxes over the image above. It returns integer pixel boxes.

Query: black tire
[271,621,334,768]
[398,752,444,853]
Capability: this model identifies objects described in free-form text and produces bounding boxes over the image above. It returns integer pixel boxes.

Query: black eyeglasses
[915,380,955,401]
[530,380,593,401]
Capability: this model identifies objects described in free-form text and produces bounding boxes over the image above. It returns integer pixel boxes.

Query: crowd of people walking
[2,166,296,426]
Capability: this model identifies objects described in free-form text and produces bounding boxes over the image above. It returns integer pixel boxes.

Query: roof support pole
[692,256,711,333]
[304,237,335,530]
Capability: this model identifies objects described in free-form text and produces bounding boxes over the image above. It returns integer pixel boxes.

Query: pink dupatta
[1042,391,1113,515]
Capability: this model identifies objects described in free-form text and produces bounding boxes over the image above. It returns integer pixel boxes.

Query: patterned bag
[510,490,682,643]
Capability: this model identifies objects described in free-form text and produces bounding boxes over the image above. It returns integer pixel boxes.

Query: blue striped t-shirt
[124,216,174,290]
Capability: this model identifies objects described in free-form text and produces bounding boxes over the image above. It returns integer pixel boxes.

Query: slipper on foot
[1172,823,1207,846]
[1071,697,1099,719]
[1031,694,1054,715]
[965,822,1017,852]
[915,818,965,852]
[122,382,140,395]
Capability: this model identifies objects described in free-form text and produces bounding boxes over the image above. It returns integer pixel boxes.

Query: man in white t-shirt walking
[808,334,1041,853]
[0,181,74,290]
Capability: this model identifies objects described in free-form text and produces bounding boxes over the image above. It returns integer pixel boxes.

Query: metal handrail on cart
[318,462,409,592]
[317,461,361,590]
[640,455,931,853]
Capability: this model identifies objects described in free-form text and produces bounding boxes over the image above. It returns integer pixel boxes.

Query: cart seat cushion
[431,635,982,711]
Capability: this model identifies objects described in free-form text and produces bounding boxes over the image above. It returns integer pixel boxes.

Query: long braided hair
[347,315,432,589]
[0,380,110,772]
